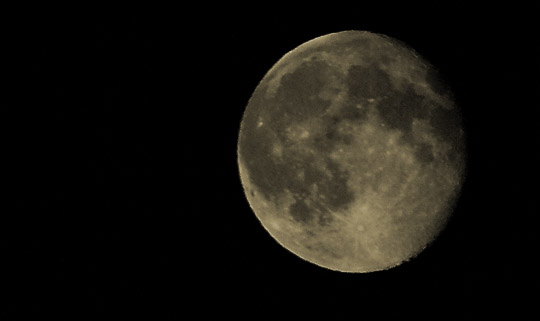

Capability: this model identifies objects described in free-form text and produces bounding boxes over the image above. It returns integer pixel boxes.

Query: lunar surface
[237,31,466,273]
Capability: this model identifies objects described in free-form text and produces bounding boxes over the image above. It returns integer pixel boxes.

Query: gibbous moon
[237,30,466,273]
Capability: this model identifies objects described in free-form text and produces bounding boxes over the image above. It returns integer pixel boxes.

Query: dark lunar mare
[344,63,464,166]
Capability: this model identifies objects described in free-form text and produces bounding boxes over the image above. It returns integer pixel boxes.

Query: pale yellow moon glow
[237,30,466,273]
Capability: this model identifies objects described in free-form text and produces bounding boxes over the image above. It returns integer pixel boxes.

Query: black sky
[2,4,538,319]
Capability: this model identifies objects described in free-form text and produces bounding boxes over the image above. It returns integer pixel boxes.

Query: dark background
[2,4,538,319]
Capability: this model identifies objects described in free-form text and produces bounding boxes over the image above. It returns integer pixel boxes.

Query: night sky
[2,4,538,319]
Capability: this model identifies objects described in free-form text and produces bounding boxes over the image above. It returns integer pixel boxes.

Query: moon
[237,30,466,273]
